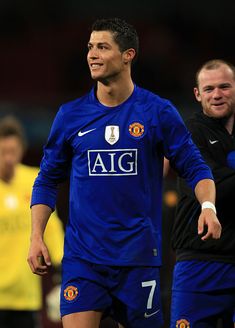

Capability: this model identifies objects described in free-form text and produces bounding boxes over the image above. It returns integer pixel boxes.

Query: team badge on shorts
[64,285,79,301]
[176,318,190,328]
[129,122,144,138]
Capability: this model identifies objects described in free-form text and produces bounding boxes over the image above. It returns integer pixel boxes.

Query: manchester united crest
[129,122,144,138]
[176,319,190,328]
[64,285,79,301]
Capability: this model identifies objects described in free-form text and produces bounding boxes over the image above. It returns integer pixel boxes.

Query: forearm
[194,178,216,205]
[28,204,53,274]
[194,178,221,240]
[31,204,53,240]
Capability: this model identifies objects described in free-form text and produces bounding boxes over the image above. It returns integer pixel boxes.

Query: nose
[88,47,99,59]
[212,87,223,99]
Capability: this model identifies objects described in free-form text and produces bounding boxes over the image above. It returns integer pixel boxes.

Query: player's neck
[96,78,134,107]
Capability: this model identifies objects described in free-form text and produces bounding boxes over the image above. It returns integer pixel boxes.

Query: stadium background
[1,0,234,327]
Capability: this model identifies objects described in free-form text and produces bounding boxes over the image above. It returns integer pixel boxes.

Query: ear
[123,48,136,64]
[194,87,201,102]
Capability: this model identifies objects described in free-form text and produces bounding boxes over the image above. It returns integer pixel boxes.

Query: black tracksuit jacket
[172,111,235,263]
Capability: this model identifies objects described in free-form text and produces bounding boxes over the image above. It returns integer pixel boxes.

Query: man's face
[87,30,127,82]
[0,136,23,180]
[194,64,235,119]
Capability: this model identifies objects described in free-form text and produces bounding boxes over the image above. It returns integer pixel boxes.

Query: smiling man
[171,59,235,328]
[27,19,221,328]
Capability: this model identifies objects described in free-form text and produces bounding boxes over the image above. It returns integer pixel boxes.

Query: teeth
[91,64,100,68]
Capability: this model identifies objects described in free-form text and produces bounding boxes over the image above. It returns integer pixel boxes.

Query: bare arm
[194,178,215,204]
[27,204,53,276]
[194,179,221,240]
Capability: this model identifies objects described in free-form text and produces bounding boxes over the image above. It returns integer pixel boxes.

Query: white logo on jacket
[209,139,219,144]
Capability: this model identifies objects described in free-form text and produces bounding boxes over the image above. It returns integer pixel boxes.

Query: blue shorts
[170,261,235,327]
[60,257,163,328]
[170,289,235,328]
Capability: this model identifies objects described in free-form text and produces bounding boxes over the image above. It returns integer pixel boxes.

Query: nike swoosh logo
[78,128,96,137]
[144,309,160,318]
[209,139,219,144]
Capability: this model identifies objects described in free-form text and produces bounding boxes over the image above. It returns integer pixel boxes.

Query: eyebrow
[202,82,232,90]
[88,42,110,47]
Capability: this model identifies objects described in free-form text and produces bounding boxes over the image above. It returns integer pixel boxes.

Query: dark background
[1,0,235,152]
[1,1,234,327]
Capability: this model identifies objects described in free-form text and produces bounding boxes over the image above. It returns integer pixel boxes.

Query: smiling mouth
[212,103,226,107]
[90,64,102,69]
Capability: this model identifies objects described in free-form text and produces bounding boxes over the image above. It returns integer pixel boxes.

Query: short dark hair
[195,59,235,86]
[0,115,27,150]
[91,18,139,62]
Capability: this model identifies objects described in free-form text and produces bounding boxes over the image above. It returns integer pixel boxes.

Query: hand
[198,208,221,241]
[27,237,51,276]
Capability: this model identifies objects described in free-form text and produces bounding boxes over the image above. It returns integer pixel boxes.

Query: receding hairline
[195,59,235,86]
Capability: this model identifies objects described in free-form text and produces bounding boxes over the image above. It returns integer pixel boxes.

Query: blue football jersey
[31,85,213,266]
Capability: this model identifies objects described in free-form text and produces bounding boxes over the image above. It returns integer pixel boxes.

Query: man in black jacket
[170,59,235,328]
